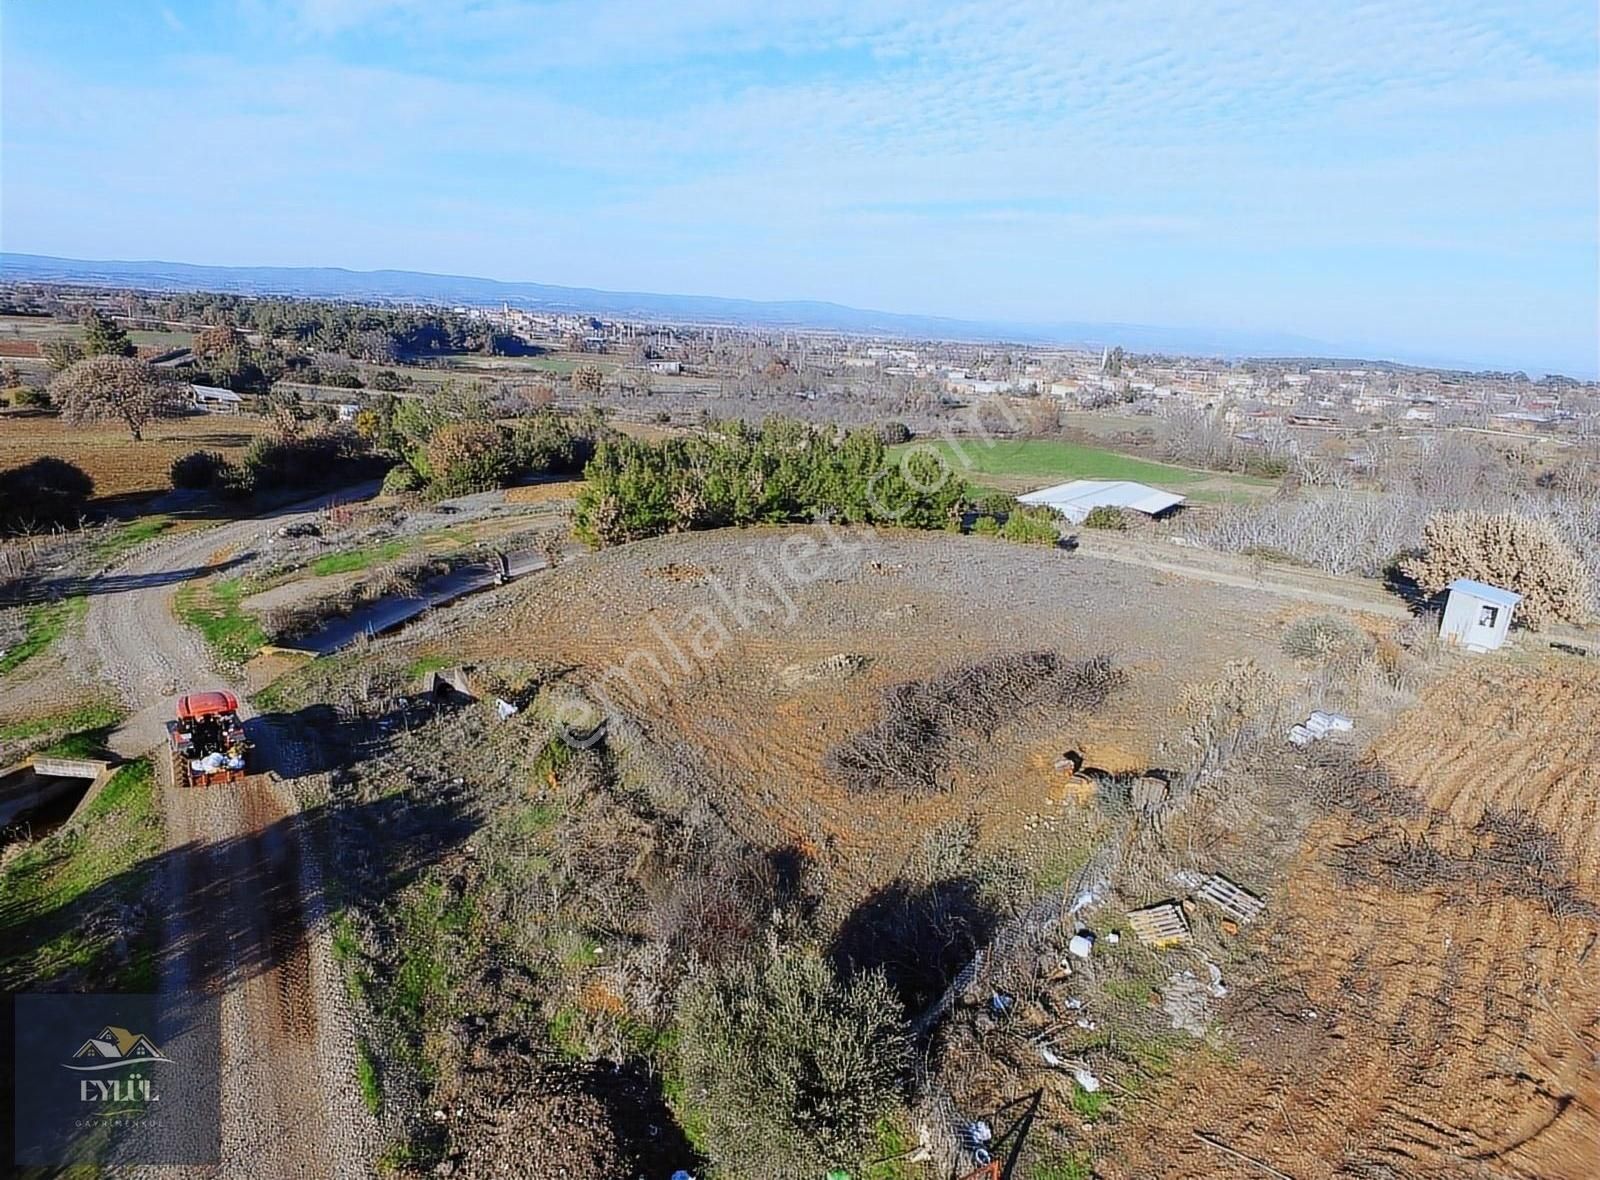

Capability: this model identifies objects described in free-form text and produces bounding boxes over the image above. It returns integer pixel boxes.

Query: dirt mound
[437,1054,697,1179]
[826,652,1124,795]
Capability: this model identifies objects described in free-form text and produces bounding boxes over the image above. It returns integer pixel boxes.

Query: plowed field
[1112,658,1600,1180]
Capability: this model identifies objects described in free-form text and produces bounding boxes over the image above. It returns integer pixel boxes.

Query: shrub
[380,463,425,496]
[242,426,373,493]
[876,421,912,445]
[0,457,95,533]
[677,946,909,1180]
[1402,510,1593,627]
[170,450,229,490]
[10,384,50,408]
[970,515,1001,536]
[1000,504,1061,545]
[1178,659,1285,770]
[1082,505,1129,530]
[1281,613,1371,661]
[424,422,514,494]
[973,491,1019,517]
[513,409,606,476]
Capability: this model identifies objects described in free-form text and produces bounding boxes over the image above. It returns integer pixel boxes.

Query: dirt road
[84,489,379,1178]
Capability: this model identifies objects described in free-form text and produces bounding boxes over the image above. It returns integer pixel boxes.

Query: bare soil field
[0,413,267,504]
[1110,657,1600,1180]
[454,527,1323,911]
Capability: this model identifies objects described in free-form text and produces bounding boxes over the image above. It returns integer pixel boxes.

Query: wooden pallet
[1196,874,1266,923]
[1127,902,1191,947]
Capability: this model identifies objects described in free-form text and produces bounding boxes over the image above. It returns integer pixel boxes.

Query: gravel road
[86,488,381,1178]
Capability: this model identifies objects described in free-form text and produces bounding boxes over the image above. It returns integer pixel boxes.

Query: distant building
[647,360,681,375]
[1018,479,1186,524]
[190,384,243,413]
[1439,578,1520,653]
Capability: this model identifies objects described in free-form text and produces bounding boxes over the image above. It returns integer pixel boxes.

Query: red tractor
[167,691,251,787]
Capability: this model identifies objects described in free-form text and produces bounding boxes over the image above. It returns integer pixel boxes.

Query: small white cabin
[1440,578,1520,652]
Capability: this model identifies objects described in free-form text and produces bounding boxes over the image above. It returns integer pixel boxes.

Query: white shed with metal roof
[1017,479,1186,524]
[1440,578,1520,652]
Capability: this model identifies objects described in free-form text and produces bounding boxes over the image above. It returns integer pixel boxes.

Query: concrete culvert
[0,756,114,845]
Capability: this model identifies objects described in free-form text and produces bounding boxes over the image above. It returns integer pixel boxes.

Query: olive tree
[49,355,185,441]
[677,946,909,1179]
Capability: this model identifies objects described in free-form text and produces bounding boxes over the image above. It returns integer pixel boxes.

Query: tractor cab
[169,691,250,786]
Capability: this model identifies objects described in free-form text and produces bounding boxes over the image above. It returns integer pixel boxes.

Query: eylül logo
[62,1025,174,1109]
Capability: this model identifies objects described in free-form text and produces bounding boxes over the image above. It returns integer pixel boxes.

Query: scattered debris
[1206,961,1227,998]
[777,651,869,690]
[989,992,1014,1015]
[1131,774,1170,810]
[1072,1068,1101,1093]
[1068,932,1096,959]
[1105,930,1120,945]
[1127,902,1191,948]
[1196,874,1266,923]
[493,697,519,721]
[1289,710,1354,745]
[1192,1130,1297,1180]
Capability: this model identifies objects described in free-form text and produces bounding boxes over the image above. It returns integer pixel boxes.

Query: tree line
[573,418,969,545]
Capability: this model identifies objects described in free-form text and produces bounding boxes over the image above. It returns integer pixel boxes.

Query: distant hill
[1,250,1333,357]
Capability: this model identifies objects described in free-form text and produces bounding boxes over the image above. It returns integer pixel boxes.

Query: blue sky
[2,1,1596,374]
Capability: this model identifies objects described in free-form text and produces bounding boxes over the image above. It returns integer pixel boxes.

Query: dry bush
[424,421,513,494]
[1334,807,1595,918]
[1304,750,1424,822]
[1402,510,1593,627]
[1281,613,1371,661]
[826,653,1124,795]
[1185,492,1422,576]
[1177,658,1287,771]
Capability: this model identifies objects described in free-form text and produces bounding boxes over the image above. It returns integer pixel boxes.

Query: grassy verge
[0,699,123,747]
[93,514,173,564]
[174,577,265,666]
[309,539,412,577]
[0,595,88,677]
[0,758,162,991]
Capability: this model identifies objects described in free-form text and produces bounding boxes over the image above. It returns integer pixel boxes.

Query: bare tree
[48,355,185,441]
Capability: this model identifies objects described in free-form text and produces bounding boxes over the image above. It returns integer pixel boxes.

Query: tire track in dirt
[85,488,380,1178]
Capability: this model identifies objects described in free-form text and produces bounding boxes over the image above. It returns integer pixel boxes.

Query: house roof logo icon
[62,1025,174,1072]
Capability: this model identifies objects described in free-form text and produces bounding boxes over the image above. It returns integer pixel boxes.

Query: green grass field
[896,438,1269,489]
